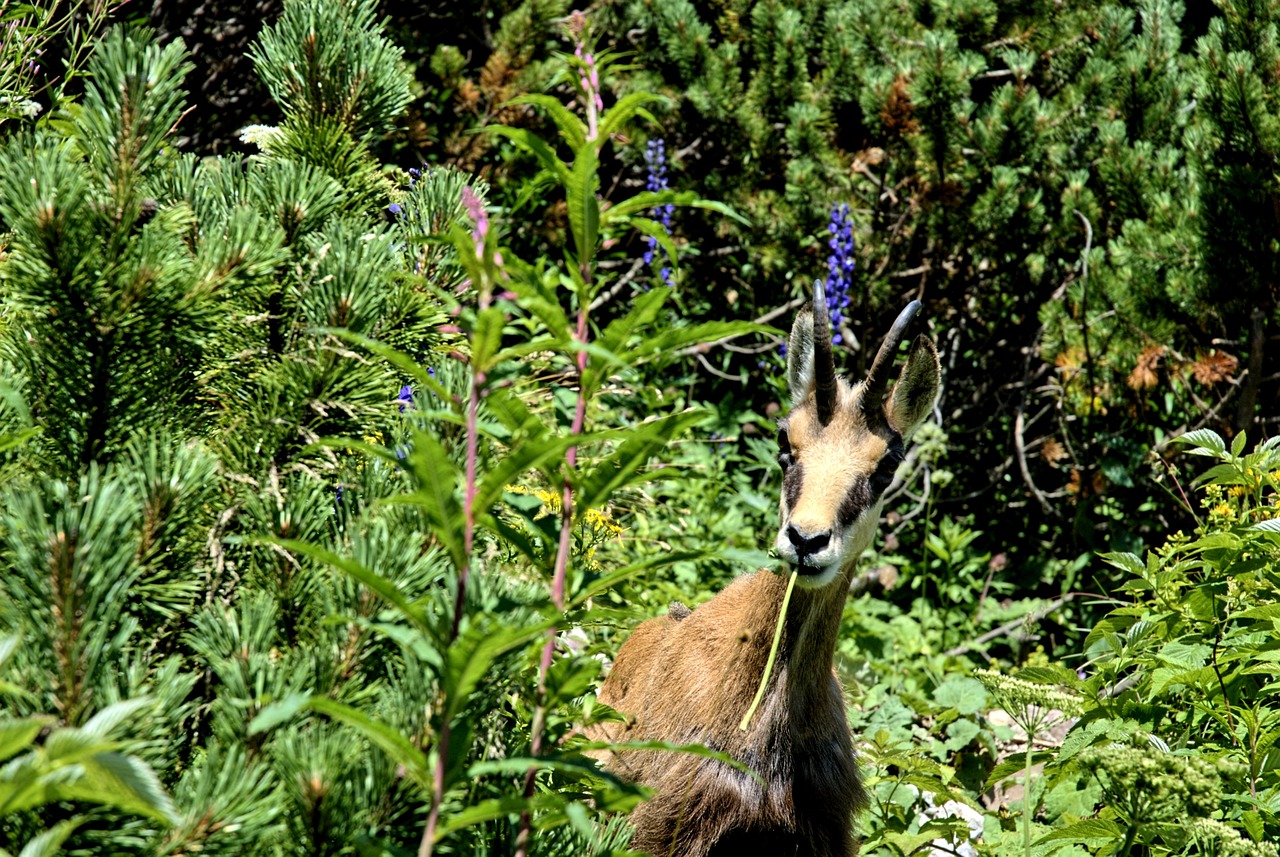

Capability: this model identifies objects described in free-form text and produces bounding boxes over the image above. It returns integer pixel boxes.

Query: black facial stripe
[836,478,873,528]
[783,461,804,511]
[870,433,905,496]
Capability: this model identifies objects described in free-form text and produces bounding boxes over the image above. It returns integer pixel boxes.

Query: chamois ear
[787,306,817,407]
[884,334,940,439]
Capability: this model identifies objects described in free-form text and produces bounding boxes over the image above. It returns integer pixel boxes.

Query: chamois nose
[787,526,830,556]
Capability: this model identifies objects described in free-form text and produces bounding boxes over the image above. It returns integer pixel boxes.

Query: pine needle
[739,569,798,732]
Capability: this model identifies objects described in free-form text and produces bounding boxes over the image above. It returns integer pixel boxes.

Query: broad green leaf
[933,676,987,716]
[1176,428,1226,457]
[81,698,154,740]
[602,190,747,225]
[1034,818,1123,845]
[0,718,52,765]
[247,692,312,735]
[18,817,82,857]
[597,92,665,142]
[983,750,1057,791]
[566,147,600,270]
[1232,430,1248,457]
[487,125,571,184]
[65,751,178,824]
[503,94,586,151]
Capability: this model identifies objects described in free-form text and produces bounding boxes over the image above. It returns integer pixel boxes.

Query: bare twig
[945,595,1076,657]
[675,296,805,357]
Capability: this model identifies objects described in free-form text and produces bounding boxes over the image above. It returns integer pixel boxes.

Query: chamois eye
[777,428,795,470]
[870,453,900,496]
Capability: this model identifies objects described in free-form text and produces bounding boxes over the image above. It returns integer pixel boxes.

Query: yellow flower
[1211,504,1232,518]
[1228,485,1247,498]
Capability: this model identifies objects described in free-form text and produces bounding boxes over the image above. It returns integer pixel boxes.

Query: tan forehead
[787,384,890,457]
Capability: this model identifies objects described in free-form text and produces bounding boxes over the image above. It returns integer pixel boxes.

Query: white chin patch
[791,563,842,589]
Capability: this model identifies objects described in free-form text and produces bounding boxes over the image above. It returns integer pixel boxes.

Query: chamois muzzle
[812,281,838,426]
[858,300,922,426]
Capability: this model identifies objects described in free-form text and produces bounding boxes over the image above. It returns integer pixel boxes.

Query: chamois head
[776,284,941,588]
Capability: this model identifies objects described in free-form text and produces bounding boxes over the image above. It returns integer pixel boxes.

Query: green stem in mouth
[740,569,799,732]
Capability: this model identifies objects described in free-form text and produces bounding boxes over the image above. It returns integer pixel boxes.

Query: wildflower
[387,202,402,217]
[825,204,855,345]
[397,385,412,412]
[642,138,674,286]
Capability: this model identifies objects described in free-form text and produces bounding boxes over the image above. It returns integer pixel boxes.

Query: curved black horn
[812,280,838,426]
[859,300,922,422]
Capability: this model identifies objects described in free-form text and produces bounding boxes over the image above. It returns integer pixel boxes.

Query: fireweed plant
[250,12,760,857]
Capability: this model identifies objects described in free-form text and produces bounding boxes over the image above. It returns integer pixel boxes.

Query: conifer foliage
[0,4,753,855]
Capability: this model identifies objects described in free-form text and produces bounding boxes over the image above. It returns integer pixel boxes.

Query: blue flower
[388,202,403,216]
[824,204,855,345]
[398,385,412,412]
[643,138,674,287]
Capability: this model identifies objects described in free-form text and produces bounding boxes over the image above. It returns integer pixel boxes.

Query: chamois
[593,285,941,856]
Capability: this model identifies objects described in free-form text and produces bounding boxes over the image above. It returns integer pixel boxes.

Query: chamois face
[775,289,940,589]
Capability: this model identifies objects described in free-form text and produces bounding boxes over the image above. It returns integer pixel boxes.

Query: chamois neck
[782,569,851,672]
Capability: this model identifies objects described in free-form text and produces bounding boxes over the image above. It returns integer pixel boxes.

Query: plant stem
[1022,740,1033,857]
[421,281,490,857]
[515,297,591,857]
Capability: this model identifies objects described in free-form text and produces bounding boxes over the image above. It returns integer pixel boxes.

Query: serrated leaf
[1232,430,1248,457]
[933,676,987,716]
[1176,428,1227,457]
[0,718,53,764]
[983,751,1056,791]
[17,817,83,857]
[1034,818,1123,844]
[597,92,665,142]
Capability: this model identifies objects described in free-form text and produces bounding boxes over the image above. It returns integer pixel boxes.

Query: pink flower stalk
[460,186,503,267]
[568,11,602,139]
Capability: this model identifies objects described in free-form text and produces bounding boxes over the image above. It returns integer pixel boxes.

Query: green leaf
[247,692,312,735]
[0,718,52,764]
[470,306,506,370]
[504,94,586,151]
[602,190,747,225]
[629,216,680,272]
[17,817,83,857]
[597,92,665,143]
[1034,817,1123,845]
[487,125,571,184]
[1177,428,1227,458]
[1232,430,1248,457]
[933,676,987,716]
[983,750,1057,791]
[566,147,600,270]
[307,697,433,790]
[575,410,705,513]
[253,538,428,630]
[1242,809,1264,842]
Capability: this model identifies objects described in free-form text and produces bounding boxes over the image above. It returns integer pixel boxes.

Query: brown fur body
[596,568,866,857]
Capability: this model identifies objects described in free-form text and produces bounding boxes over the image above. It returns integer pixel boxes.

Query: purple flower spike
[824,204,855,345]
[642,138,674,288]
[397,385,412,412]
